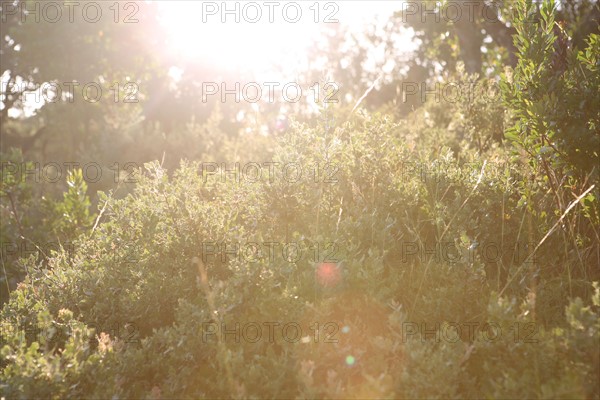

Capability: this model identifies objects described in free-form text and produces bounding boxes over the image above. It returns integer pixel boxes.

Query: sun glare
[158,2,320,73]
[157,1,404,77]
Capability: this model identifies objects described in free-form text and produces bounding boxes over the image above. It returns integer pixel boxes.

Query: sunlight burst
[158,2,321,73]
[157,1,404,76]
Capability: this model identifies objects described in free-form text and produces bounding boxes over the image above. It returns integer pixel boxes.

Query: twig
[7,191,24,240]
[192,257,239,398]
[439,161,487,242]
[410,162,487,317]
[499,184,596,297]
[350,75,381,115]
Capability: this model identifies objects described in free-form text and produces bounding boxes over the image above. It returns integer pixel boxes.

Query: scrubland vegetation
[1,0,599,398]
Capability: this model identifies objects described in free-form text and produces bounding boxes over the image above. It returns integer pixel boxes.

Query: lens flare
[316,262,342,288]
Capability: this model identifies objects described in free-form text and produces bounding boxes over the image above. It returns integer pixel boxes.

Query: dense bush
[2,105,599,397]
[1,1,599,398]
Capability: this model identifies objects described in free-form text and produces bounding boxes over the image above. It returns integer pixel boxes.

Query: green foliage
[501,0,600,181]
[0,153,95,304]
[45,169,95,241]
[1,1,599,398]
[2,104,599,397]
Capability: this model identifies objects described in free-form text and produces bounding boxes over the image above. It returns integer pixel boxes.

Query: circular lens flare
[316,262,342,288]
